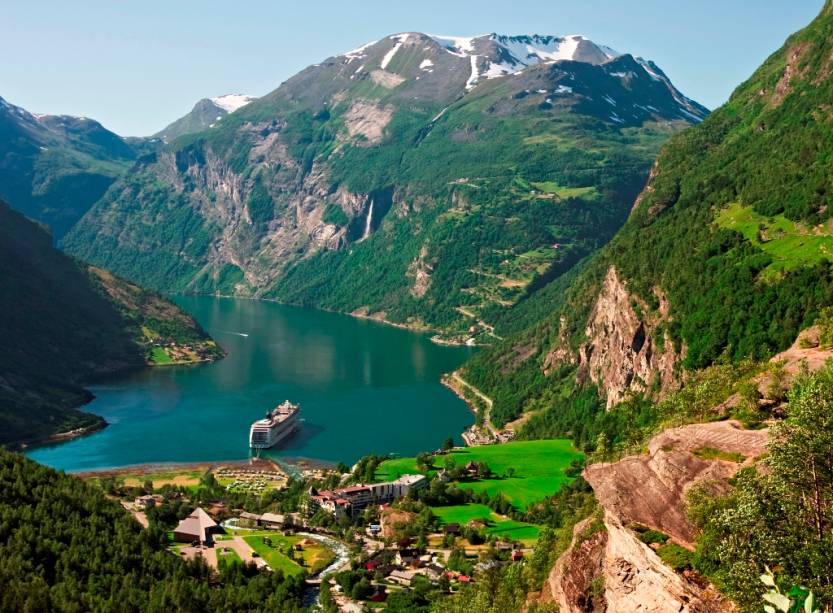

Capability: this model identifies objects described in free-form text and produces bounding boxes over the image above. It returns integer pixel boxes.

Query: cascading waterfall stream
[362,199,374,240]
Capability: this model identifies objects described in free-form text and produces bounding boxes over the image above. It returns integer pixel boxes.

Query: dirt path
[451,371,497,436]
[120,502,149,528]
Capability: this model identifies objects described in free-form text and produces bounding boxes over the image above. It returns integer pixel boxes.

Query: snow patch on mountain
[466,55,480,89]
[209,94,255,113]
[344,40,378,61]
[429,34,481,57]
[381,34,410,70]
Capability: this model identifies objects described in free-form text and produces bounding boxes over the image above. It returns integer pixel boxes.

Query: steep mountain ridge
[153,93,256,142]
[64,31,706,339]
[463,1,833,429]
[0,96,142,239]
[0,201,221,446]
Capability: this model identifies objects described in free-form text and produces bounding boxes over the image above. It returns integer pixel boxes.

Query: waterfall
[362,199,374,240]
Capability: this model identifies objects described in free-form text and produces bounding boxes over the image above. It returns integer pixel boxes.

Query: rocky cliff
[543,266,682,408]
[539,420,765,612]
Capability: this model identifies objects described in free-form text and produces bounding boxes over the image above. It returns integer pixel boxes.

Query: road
[451,371,498,436]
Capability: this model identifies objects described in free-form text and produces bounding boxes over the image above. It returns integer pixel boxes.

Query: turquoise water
[28,297,475,472]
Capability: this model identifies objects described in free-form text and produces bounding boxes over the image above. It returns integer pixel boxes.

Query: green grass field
[716,202,833,277]
[150,347,173,365]
[376,439,583,510]
[244,535,303,576]
[431,504,540,542]
[530,180,598,200]
[241,532,335,576]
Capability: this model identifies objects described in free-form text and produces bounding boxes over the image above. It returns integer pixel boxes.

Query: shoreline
[73,457,284,479]
[70,455,338,479]
[172,291,479,347]
[17,346,223,453]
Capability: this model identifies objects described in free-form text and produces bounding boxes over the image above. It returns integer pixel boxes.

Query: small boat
[249,401,300,449]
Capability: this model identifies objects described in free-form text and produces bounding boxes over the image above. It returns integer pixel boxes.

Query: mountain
[0,96,146,239]
[154,93,256,142]
[0,201,223,447]
[463,2,833,430]
[64,32,707,340]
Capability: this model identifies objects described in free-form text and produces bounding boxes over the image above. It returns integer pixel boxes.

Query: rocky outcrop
[543,421,764,612]
[585,420,767,548]
[578,266,681,408]
[599,512,730,613]
[408,245,434,298]
[343,100,395,144]
[772,41,810,106]
[542,316,577,375]
[538,517,608,612]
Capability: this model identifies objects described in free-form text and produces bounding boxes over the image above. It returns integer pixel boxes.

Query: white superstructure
[249,401,300,449]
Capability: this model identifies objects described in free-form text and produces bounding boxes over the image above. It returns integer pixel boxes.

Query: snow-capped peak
[428,34,485,57]
[209,94,255,114]
[423,33,623,89]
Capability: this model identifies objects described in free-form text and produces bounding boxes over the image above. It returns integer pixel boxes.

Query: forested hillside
[0,202,221,446]
[0,449,305,611]
[0,96,147,239]
[464,0,833,431]
[64,33,706,340]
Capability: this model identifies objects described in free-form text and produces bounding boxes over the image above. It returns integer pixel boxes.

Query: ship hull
[249,421,298,450]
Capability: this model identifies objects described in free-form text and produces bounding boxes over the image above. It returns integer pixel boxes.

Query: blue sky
[1,0,823,136]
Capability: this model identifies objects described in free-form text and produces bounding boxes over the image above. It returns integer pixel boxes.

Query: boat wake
[218,330,249,337]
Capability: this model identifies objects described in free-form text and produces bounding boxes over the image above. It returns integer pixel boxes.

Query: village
[104,447,551,611]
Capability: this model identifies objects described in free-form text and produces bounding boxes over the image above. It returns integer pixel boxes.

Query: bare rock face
[585,420,768,548]
[539,516,608,612]
[408,245,434,298]
[542,316,577,375]
[158,122,381,296]
[543,421,764,612]
[343,100,395,144]
[579,266,681,408]
[600,513,729,613]
[541,512,732,613]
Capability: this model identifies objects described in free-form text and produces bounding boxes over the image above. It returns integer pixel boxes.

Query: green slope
[463,1,833,428]
[0,202,222,446]
[64,36,705,338]
[0,97,146,239]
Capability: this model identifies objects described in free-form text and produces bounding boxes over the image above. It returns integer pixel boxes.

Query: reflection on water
[28,297,474,472]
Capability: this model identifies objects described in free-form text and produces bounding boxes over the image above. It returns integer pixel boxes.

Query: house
[443,523,461,535]
[239,511,262,525]
[134,494,163,509]
[260,512,286,528]
[437,469,451,483]
[467,519,488,530]
[389,569,417,586]
[465,462,480,477]
[369,588,388,603]
[511,549,525,562]
[174,508,223,545]
[395,548,420,567]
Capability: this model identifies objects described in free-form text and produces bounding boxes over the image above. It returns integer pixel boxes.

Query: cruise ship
[249,401,300,449]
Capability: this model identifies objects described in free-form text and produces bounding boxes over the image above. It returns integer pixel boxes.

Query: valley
[3,3,833,612]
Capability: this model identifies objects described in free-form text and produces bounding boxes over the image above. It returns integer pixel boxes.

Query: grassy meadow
[376,439,583,510]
